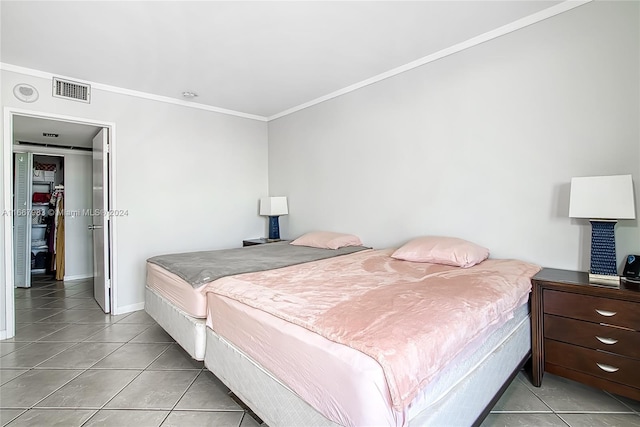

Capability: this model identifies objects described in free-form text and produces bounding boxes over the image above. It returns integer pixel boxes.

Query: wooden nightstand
[242,238,284,247]
[531,268,640,401]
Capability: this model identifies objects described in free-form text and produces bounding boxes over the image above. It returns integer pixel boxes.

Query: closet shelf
[32,224,47,228]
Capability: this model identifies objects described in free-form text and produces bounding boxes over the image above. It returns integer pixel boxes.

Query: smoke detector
[13,84,39,103]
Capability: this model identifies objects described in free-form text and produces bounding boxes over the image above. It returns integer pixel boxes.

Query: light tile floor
[482,371,640,427]
[1,276,639,426]
[1,276,261,427]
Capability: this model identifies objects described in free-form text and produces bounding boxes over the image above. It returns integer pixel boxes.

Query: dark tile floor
[1,276,639,426]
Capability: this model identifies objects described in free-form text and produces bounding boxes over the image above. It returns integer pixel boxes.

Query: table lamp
[260,196,288,240]
[569,174,636,285]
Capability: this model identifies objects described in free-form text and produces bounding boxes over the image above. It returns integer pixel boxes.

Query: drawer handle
[595,309,617,317]
[596,363,619,373]
[595,336,618,345]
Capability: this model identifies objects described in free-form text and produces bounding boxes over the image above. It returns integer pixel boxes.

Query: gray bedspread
[147,242,369,288]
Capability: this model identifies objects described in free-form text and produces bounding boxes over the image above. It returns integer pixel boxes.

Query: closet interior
[13,153,65,286]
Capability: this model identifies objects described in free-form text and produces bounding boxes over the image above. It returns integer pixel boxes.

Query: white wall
[1,70,268,330]
[64,152,93,280]
[268,1,640,272]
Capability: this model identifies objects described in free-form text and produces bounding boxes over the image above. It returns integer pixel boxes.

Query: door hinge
[106,278,111,289]
[105,143,110,154]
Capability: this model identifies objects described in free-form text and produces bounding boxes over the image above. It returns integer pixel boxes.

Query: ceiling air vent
[52,77,91,103]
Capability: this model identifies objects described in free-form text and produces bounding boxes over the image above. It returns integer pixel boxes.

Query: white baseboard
[113,301,145,316]
[63,273,93,281]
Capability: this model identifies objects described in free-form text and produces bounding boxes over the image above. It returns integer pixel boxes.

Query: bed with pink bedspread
[144,242,368,360]
[203,248,540,426]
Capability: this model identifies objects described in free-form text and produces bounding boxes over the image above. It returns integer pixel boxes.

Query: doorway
[12,152,67,287]
[2,109,116,339]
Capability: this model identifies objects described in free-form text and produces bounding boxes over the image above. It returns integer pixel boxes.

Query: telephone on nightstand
[622,254,640,283]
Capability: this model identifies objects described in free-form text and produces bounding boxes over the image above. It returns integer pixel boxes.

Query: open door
[13,152,33,288]
[92,128,110,313]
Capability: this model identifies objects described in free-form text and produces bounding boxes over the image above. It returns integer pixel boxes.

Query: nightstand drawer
[544,289,640,330]
[545,340,640,388]
[544,314,640,359]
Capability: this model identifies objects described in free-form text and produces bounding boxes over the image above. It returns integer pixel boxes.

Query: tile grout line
[9,282,94,394]
[7,282,98,421]
[34,323,111,343]
[20,367,86,412]
[78,325,177,425]
[554,413,573,427]
[487,371,640,423]
[0,409,28,427]
[552,410,640,414]
[7,341,82,371]
[77,368,147,427]
[514,373,556,413]
[36,340,128,370]
[4,278,150,425]
[604,390,640,414]
[157,366,207,427]
[0,341,38,359]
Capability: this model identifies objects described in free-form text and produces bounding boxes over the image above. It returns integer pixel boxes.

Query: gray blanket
[147,242,368,288]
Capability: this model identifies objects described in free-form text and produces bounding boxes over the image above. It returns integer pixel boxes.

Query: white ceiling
[13,116,101,150]
[2,1,564,119]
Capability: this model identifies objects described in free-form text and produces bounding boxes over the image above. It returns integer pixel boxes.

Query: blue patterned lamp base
[268,216,281,240]
[589,220,620,286]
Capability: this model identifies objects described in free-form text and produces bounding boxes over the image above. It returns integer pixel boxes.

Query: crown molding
[1,1,592,124]
[0,63,268,122]
[268,0,592,121]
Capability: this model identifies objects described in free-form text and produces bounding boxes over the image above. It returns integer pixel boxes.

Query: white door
[13,152,33,288]
[92,129,110,313]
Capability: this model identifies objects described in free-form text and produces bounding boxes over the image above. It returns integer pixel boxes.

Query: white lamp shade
[569,174,636,220]
[260,196,288,216]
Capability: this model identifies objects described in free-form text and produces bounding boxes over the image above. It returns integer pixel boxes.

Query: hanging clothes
[49,188,65,280]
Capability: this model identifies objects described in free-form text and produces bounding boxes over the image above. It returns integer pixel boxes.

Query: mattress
[145,244,371,359]
[146,262,208,318]
[203,249,539,414]
[145,243,370,318]
[148,242,369,288]
[207,291,530,426]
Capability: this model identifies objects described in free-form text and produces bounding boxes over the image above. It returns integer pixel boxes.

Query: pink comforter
[205,249,540,410]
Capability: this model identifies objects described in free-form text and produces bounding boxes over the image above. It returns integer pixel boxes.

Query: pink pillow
[391,236,489,268]
[290,231,362,250]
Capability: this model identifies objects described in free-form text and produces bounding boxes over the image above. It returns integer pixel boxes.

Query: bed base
[144,286,206,361]
[472,352,531,427]
[204,315,531,427]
